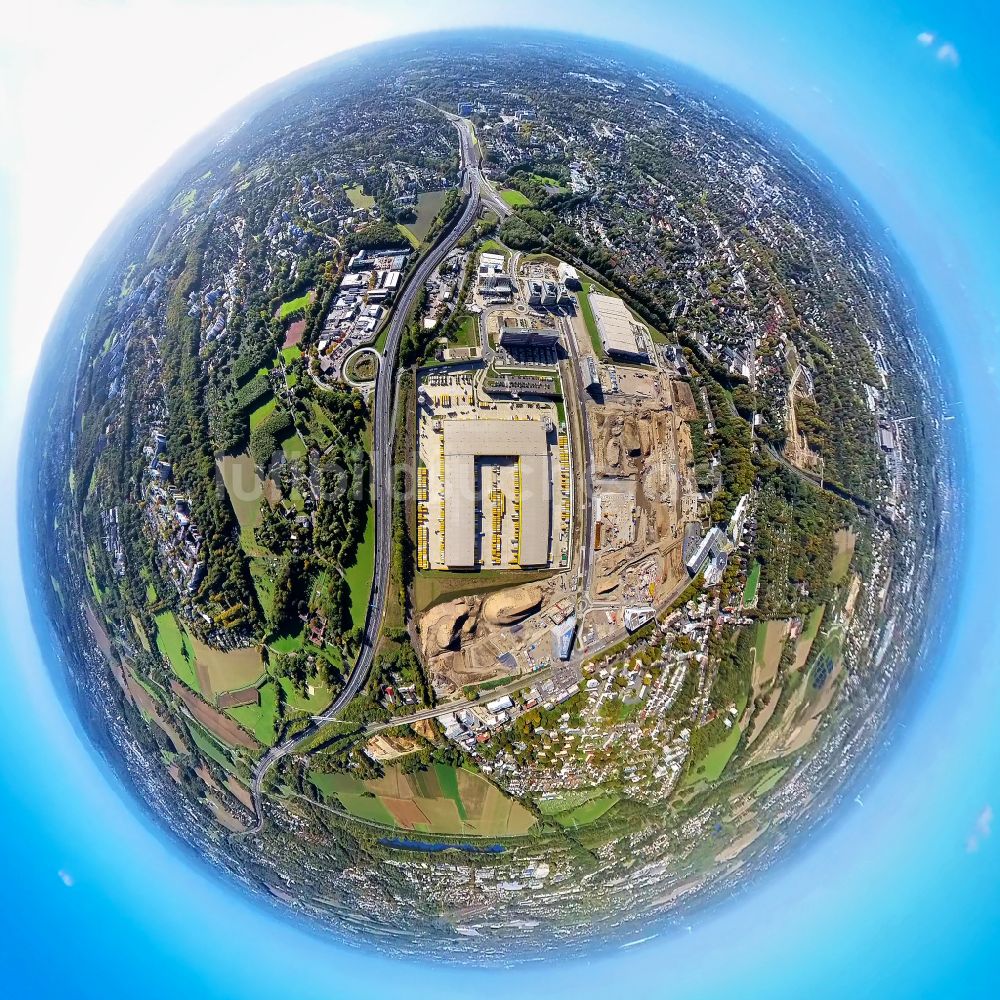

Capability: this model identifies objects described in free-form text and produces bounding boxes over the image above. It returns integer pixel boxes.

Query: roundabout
[343,346,380,388]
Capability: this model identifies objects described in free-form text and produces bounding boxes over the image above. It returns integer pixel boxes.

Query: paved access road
[246,118,490,833]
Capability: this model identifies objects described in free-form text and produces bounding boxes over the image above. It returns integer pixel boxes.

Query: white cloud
[937,43,960,67]
[966,804,993,852]
[916,31,936,46]
[57,869,75,887]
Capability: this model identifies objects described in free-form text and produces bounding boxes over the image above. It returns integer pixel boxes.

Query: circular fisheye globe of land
[22,30,957,963]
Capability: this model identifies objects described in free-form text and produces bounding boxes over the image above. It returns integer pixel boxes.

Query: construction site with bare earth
[411,247,699,706]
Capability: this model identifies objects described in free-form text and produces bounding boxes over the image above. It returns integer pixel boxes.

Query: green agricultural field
[344,502,375,630]
[188,633,264,694]
[309,763,535,836]
[248,396,277,431]
[344,184,374,209]
[337,791,399,826]
[277,292,312,319]
[434,763,467,821]
[227,682,278,745]
[154,612,199,691]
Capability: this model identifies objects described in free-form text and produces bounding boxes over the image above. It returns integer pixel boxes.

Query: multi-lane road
[246,117,502,832]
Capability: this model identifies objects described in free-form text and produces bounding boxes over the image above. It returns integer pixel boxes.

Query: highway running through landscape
[245,118,492,832]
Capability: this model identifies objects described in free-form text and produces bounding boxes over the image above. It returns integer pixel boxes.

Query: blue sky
[2,2,999,996]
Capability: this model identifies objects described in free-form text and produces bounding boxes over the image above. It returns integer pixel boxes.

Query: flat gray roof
[442,419,551,568]
[590,292,647,357]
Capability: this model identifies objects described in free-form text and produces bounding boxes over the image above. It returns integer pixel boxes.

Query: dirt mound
[481,584,544,626]
[419,598,479,658]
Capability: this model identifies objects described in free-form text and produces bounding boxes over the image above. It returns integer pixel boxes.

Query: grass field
[249,557,277,614]
[414,568,554,613]
[530,173,568,190]
[188,633,263,695]
[543,795,618,828]
[345,351,378,383]
[452,314,479,347]
[227,682,278,745]
[538,790,602,814]
[280,677,332,714]
[218,454,263,532]
[248,396,277,431]
[281,434,308,461]
[831,528,857,584]
[187,722,233,771]
[280,344,302,365]
[743,562,761,605]
[270,630,304,654]
[500,188,532,207]
[344,502,376,630]
[277,291,312,319]
[397,224,420,249]
[577,282,604,355]
[794,605,826,669]
[754,620,787,690]
[479,238,509,257]
[408,189,449,242]
[130,613,151,652]
[685,723,742,786]
[154,612,199,691]
[752,766,788,797]
[310,764,535,836]
[344,184,374,209]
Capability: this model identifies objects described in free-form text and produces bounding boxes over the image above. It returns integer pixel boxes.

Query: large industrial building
[590,292,650,361]
[498,325,561,349]
[442,419,552,569]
